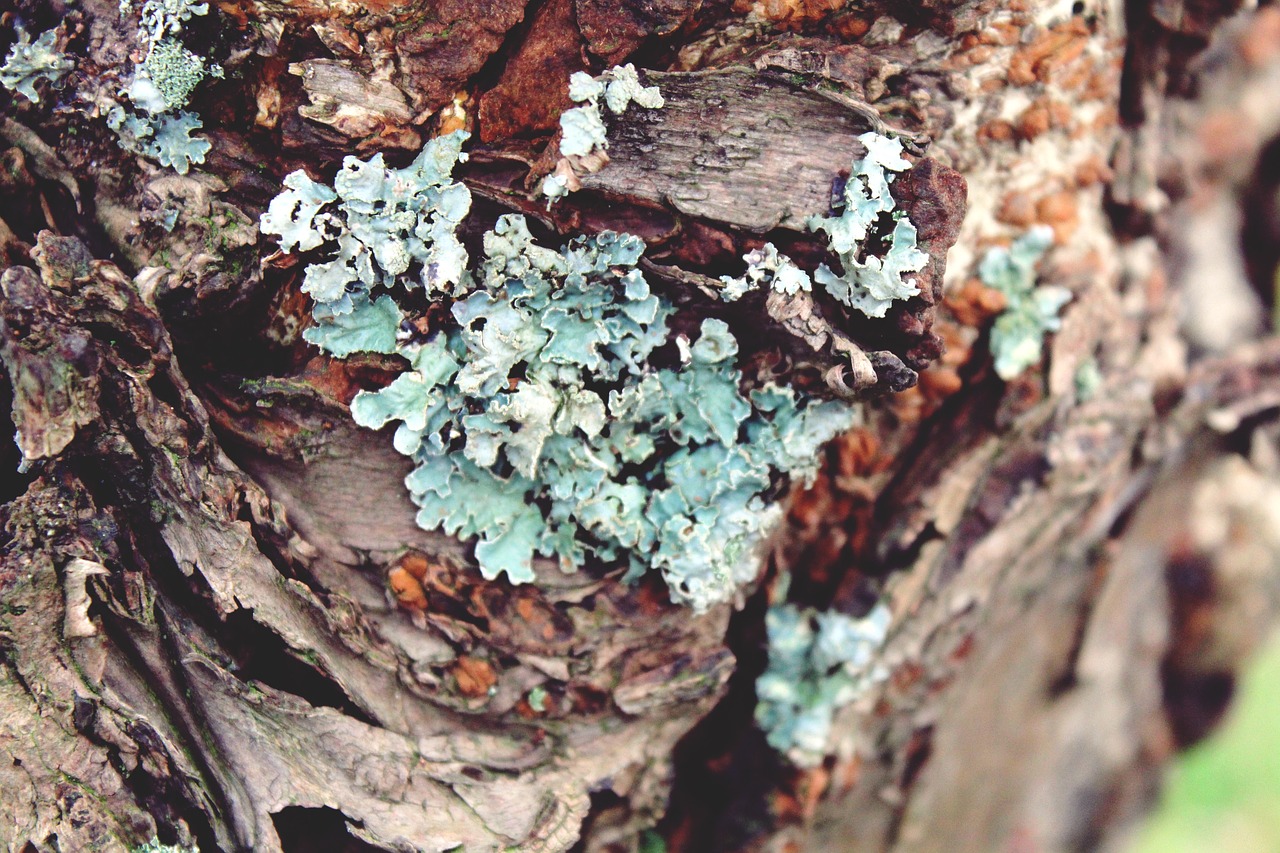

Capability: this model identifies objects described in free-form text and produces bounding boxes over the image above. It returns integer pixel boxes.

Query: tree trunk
[3,0,1280,851]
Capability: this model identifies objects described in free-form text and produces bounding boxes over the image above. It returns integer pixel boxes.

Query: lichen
[145,111,212,174]
[559,64,663,159]
[107,107,211,175]
[350,218,854,609]
[544,64,664,205]
[131,841,199,853]
[755,600,891,766]
[1,28,72,104]
[719,132,928,319]
[259,131,472,313]
[112,0,218,171]
[719,242,813,302]
[979,225,1071,380]
[138,37,222,113]
[264,133,858,612]
[122,0,211,48]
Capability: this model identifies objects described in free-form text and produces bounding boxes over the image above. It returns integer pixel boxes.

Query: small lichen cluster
[263,132,857,612]
[107,107,210,175]
[979,225,1071,380]
[112,0,219,173]
[1,27,72,104]
[719,132,927,319]
[542,64,664,204]
[260,130,471,330]
[135,36,222,114]
[755,600,891,766]
[131,840,199,853]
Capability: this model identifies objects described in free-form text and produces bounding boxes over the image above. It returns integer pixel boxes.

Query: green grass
[1136,631,1280,853]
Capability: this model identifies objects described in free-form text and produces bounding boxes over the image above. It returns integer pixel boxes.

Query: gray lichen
[720,132,928,319]
[106,107,211,175]
[112,0,218,171]
[543,65,664,204]
[559,64,663,158]
[122,0,210,48]
[755,600,891,766]
[263,132,858,612]
[1,28,72,104]
[979,226,1071,380]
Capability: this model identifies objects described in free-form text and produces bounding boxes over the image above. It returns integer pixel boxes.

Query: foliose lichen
[720,132,928,319]
[259,130,471,320]
[559,63,663,158]
[755,600,891,766]
[263,132,857,612]
[131,841,199,853]
[979,225,1071,380]
[0,28,72,104]
[112,0,218,171]
[136,36,223,114]
[123,0,210,48]
[542,64,664,204]
[106,106,211,175]
[718,242,812,302]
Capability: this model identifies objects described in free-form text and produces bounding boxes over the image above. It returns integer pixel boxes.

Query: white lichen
[720,132,928,318]
[755,600,891,766]
[545,64,664,205]
[979,225,1071,380]
[1,28,72,104]
[263,134,857,612]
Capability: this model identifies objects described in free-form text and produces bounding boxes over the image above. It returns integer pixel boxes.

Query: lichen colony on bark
[3,0,1280,851]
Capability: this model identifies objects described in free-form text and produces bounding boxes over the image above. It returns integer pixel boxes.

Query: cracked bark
[2,0,1280,851]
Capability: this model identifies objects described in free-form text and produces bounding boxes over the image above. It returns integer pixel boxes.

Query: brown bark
[2,0,1280,851]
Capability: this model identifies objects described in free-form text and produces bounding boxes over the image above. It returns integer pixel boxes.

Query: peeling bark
[2,0,1280,851]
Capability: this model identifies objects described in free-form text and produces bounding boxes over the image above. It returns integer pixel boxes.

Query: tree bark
[2,0,1280,851]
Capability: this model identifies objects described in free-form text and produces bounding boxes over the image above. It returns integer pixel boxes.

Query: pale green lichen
[755,600,891,766]
[1,28,72,104]
[260,131,472,313]
[559,63,663,158]
[719,243,812,302]
[146,110,211,174]
[122,0,210,48]
[720,132,928,318]
[264,133,857,612]
[131,840,199,853]
[979,225,1071,380]
[137,37,222,113]
[350,218,853,608]
[107,106,211,175]
[113,0,218,171]
[1074,356,1101,399]
[546,65,664,205]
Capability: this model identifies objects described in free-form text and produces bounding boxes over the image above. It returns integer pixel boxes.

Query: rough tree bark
[2,0,1280,851]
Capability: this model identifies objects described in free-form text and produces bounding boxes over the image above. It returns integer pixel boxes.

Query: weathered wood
[2,0,1280,850]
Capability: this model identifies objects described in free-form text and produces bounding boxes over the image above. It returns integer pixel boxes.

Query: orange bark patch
[946,279,1008,327]
[453,655,498,697]
[1036,190,1079,242]
[980,21,1022,46]
[477,0,584,143]
[1073,155,1113,188]
[1241,7,1280,66]
[752,0,844,28]
[1015,98,1072,141]
[1008,20,1090,86]
[388,566,428,610]
[977,119,1016,143]
[398,551,431,580]
[997,191,1038,228]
